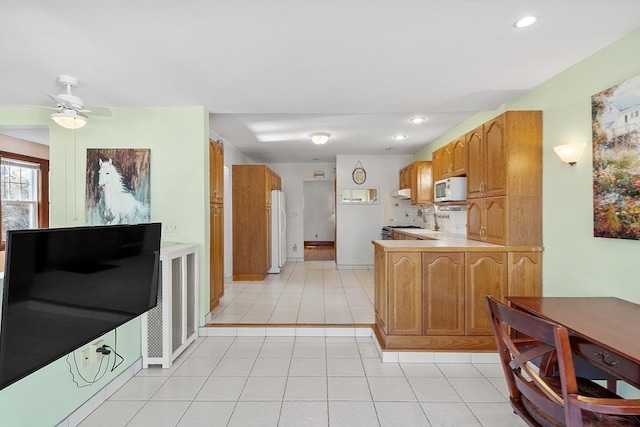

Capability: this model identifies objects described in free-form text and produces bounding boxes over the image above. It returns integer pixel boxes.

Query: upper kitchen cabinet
[399,164,411,190]
[432,137,465,182]
[399,161,433,205]
[209,140,224,204]
[466,111,542,246]
[466,111,541,199]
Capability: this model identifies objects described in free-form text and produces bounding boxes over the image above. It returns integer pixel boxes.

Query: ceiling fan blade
[48,93,73,109]
[82,107,112,117]
[25,104,60,111]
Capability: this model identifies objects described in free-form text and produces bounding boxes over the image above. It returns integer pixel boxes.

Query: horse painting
[86,149,150,225]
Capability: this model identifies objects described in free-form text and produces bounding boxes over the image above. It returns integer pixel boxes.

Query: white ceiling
[1,1,639,162]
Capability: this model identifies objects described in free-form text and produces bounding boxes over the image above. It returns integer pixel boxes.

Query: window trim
[0,150,49,251]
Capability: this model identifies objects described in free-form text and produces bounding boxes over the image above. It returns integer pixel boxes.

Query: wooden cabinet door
[388,252,422,335]
[484,115,507,197]
[432,147,444,182]
[508,252,542,297]
[451,137,466,176]
[466,252,507,335]
[374,246,388,332]
[423,252,465,335]
[441,144,452,177]
[399,164,411,189]
[483,197,507,245]
[210,203,224,310]
[466,199,483,242]
[209,141,224,204]
[465,125,484,199]
[412,161,433,205]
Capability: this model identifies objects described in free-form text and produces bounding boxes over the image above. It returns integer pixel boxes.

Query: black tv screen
[0,223,161,390]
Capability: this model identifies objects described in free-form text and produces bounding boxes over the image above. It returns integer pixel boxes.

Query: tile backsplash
[384,198,467,236]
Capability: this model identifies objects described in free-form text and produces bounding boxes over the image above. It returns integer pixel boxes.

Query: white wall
[267,163,335,261]
[335,154,412,267]
[303,180,334,242]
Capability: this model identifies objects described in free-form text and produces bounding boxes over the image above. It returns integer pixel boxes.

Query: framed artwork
[86,148,151,225]
[591,75,640,240]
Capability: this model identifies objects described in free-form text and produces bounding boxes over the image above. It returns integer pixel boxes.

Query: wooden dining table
[506,296,640,388]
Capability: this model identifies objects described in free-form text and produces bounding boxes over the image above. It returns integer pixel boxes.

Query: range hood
[390,188,411,199]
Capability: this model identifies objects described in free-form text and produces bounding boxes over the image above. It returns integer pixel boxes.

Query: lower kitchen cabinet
[373,244,542,351]
[388,252,422,335]
[423,252,465,336]
[465,252,507,335]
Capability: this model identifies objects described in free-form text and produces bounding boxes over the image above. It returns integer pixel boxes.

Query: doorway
[303,180,335,261]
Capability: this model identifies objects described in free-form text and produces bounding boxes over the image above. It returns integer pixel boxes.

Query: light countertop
[373,229,543,252]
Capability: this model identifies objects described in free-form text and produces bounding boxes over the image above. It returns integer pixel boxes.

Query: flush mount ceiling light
[309,132,331,145]
[51,109,88,129]
[514,16,537,28]
[409,116,427,124]
[392,134,408,141]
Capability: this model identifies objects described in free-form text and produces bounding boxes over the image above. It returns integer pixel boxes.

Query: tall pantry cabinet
[209,140,224,310]
[232,165,282,281]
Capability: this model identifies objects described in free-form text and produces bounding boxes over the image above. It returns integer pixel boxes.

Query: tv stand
[141,243,199,368]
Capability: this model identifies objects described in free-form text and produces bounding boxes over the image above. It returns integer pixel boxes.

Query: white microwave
[434,177,467,202]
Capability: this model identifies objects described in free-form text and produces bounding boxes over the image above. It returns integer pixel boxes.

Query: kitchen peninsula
[375,110,543,353]
[373,230,542,352]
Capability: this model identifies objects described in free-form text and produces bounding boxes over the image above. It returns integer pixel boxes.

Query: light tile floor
[209,261,375,325]
[78,262,526,426]
[79,335,527,427]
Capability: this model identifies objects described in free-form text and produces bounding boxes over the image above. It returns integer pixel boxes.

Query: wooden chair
[485,295,640,427]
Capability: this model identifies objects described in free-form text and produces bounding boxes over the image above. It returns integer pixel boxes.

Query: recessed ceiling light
[393,134,408,141]
[409,116,426,124]
[514,16,537,28]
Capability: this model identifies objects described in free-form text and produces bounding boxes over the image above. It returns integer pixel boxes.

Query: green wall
[415,29,640,303]
[0,106,210,426]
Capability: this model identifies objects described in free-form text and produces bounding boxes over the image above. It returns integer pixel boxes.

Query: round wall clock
[352,165,366,185]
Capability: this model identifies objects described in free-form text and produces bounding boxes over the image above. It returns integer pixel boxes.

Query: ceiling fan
[35,75,112,129]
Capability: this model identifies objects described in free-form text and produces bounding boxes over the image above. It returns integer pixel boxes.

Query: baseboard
[56,358,143,427]
[304,241,335,247]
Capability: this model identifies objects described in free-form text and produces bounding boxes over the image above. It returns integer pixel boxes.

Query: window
[0,151,49,250]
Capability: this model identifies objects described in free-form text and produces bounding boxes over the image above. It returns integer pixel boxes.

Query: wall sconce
[553,142,587,166]
[309,132,331,145]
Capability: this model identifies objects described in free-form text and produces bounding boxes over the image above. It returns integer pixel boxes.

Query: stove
[381,225,424,239]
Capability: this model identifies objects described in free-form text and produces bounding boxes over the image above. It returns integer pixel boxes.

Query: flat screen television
[0,223,161,390]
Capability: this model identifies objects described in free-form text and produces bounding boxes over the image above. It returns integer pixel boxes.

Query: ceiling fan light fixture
[51,109,87,129]
[309,132,331,145]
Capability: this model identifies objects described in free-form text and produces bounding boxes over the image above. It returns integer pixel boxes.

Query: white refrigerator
[268,189,287,273]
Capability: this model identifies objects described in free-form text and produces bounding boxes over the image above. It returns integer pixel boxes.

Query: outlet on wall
[89,340,105,364]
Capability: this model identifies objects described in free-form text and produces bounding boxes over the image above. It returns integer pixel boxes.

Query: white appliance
[434,177,467,202]
[390,188,411,199]
[268,189,287,273]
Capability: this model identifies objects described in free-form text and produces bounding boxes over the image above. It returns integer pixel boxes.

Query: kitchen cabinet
[466,197,507,245]
[399,164,411,189]
[209,140,224,310]
[422,252,465,335]
[387,252,422,335]
[411,161,433,205]
[465,111,542,246]
[398,161,433,205]
[209,140,224,204]
[232,165,281,280]
[373,242,542,351]
[432,137,465,182]
[465,252,507,335]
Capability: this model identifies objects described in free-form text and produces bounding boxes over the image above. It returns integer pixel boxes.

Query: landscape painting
[591,75,640,240]
[86,148,151,225]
